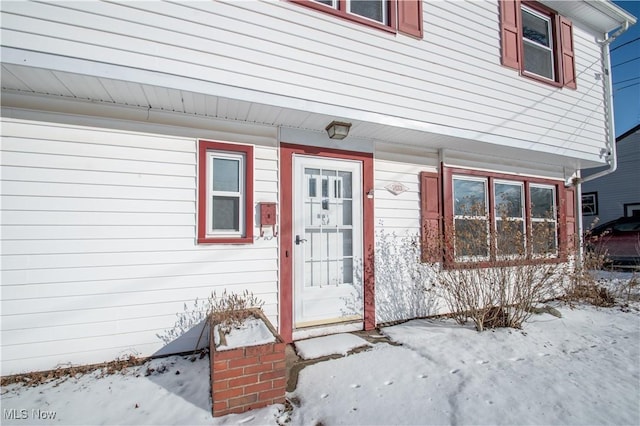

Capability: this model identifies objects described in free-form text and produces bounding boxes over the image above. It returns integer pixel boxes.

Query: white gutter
[581,21,631,184]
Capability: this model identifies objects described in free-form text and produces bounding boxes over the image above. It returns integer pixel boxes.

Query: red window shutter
[500,0,521,70]
[559,16,576,89]
[562,186,577,256]
[398,0,423,38]
[420,171,442,263]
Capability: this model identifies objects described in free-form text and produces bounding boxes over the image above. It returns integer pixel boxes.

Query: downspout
[574,21,630,266]
[581,21,630,184]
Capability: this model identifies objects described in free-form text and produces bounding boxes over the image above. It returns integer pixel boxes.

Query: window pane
[212,158,240,192]
[454,178,486,216]
[522,9,550,47]
[495,183,523,218]
[339,171,352,198]
[532,221,557,254]
[305,168,319,198]
[531,186,555,218]
[212,196,239,231]
[523,42,554,79]
[455,218,489,257]
[349,0,384,23]
[342,258,353,285]
[582,193,597,216]
[497,220,525,256]
[313,0,335,6]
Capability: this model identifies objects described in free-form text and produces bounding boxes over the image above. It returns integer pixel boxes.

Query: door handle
[295,235,307,245]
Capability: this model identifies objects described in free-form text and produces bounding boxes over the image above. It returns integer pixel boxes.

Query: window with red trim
[500,0,576,89]
[421,167,575,266]
[198,140,254,244]
[292,0,423,38]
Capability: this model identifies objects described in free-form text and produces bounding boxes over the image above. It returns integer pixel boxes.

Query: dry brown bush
[206,289,265,348]
[424,205,566,331]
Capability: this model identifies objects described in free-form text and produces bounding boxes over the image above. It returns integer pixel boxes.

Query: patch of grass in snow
[0,354,147,390]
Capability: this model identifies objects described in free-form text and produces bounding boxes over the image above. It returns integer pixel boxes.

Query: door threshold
[292,321,363,341]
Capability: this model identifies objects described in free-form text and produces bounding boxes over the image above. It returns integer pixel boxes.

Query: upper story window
[198,140,254,244]
[500,0,576,89]
[292,0,423,38]
[521,5,555,81]
[313,0,387,24]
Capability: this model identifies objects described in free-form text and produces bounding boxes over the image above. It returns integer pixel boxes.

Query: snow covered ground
[2,272,639,425]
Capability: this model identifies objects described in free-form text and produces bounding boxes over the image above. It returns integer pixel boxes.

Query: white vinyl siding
[373,157,437,324]
[0,0,608,162]
[0,118,279,375]
[374,159,426,234]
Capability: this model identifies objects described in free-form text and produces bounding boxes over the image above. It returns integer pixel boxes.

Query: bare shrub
[369,225,439,323]
[427,204,565,331]
[207,289,265,348]
[562,223,615,307]
[618,272,640,303]
[157,289,264,350]
[156,298,210,345]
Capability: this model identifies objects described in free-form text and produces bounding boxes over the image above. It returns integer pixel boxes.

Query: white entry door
[293,155,363,328]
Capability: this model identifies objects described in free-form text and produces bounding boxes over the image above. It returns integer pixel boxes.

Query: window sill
[289,0,397,35]
[521,70,563,88]
[442,255,566,269]
[197,236,254,245]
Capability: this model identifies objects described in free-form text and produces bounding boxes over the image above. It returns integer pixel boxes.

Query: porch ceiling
[1,63,437,146]
[0,63,594,172]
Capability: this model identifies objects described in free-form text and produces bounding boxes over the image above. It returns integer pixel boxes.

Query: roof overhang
[540,0,637,34]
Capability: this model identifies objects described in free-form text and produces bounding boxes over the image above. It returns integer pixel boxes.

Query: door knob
[295,235,307,245]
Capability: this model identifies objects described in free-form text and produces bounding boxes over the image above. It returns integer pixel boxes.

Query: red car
[587,217,640,267]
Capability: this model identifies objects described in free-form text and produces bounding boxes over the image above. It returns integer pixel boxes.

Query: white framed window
[582,192,598,216]
[453,175,490,259]
[445,171,563,264]
[198,140,253,244]
[521,5,555,81]
[207,151,245,236]
[347,0,386,24]
[494,180,525,257]
[530,184,557,256]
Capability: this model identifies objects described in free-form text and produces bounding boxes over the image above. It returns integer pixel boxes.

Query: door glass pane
[349,0,384,23]
[341,229,353,257]
[211,196,239,230]
[339,171,353,198]
[305,168,319,198]
[341,200,353,226]
[342,258,353,285]
[212,158,239,192]
[322,175,330,197]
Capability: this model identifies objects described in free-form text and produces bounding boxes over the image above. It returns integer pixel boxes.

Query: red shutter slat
[500,0,520,70]
[420,171,442,263]
[559,16,577,89]
[398,0,423,39]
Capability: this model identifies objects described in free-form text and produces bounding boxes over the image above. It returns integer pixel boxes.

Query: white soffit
[541,0,637,33]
